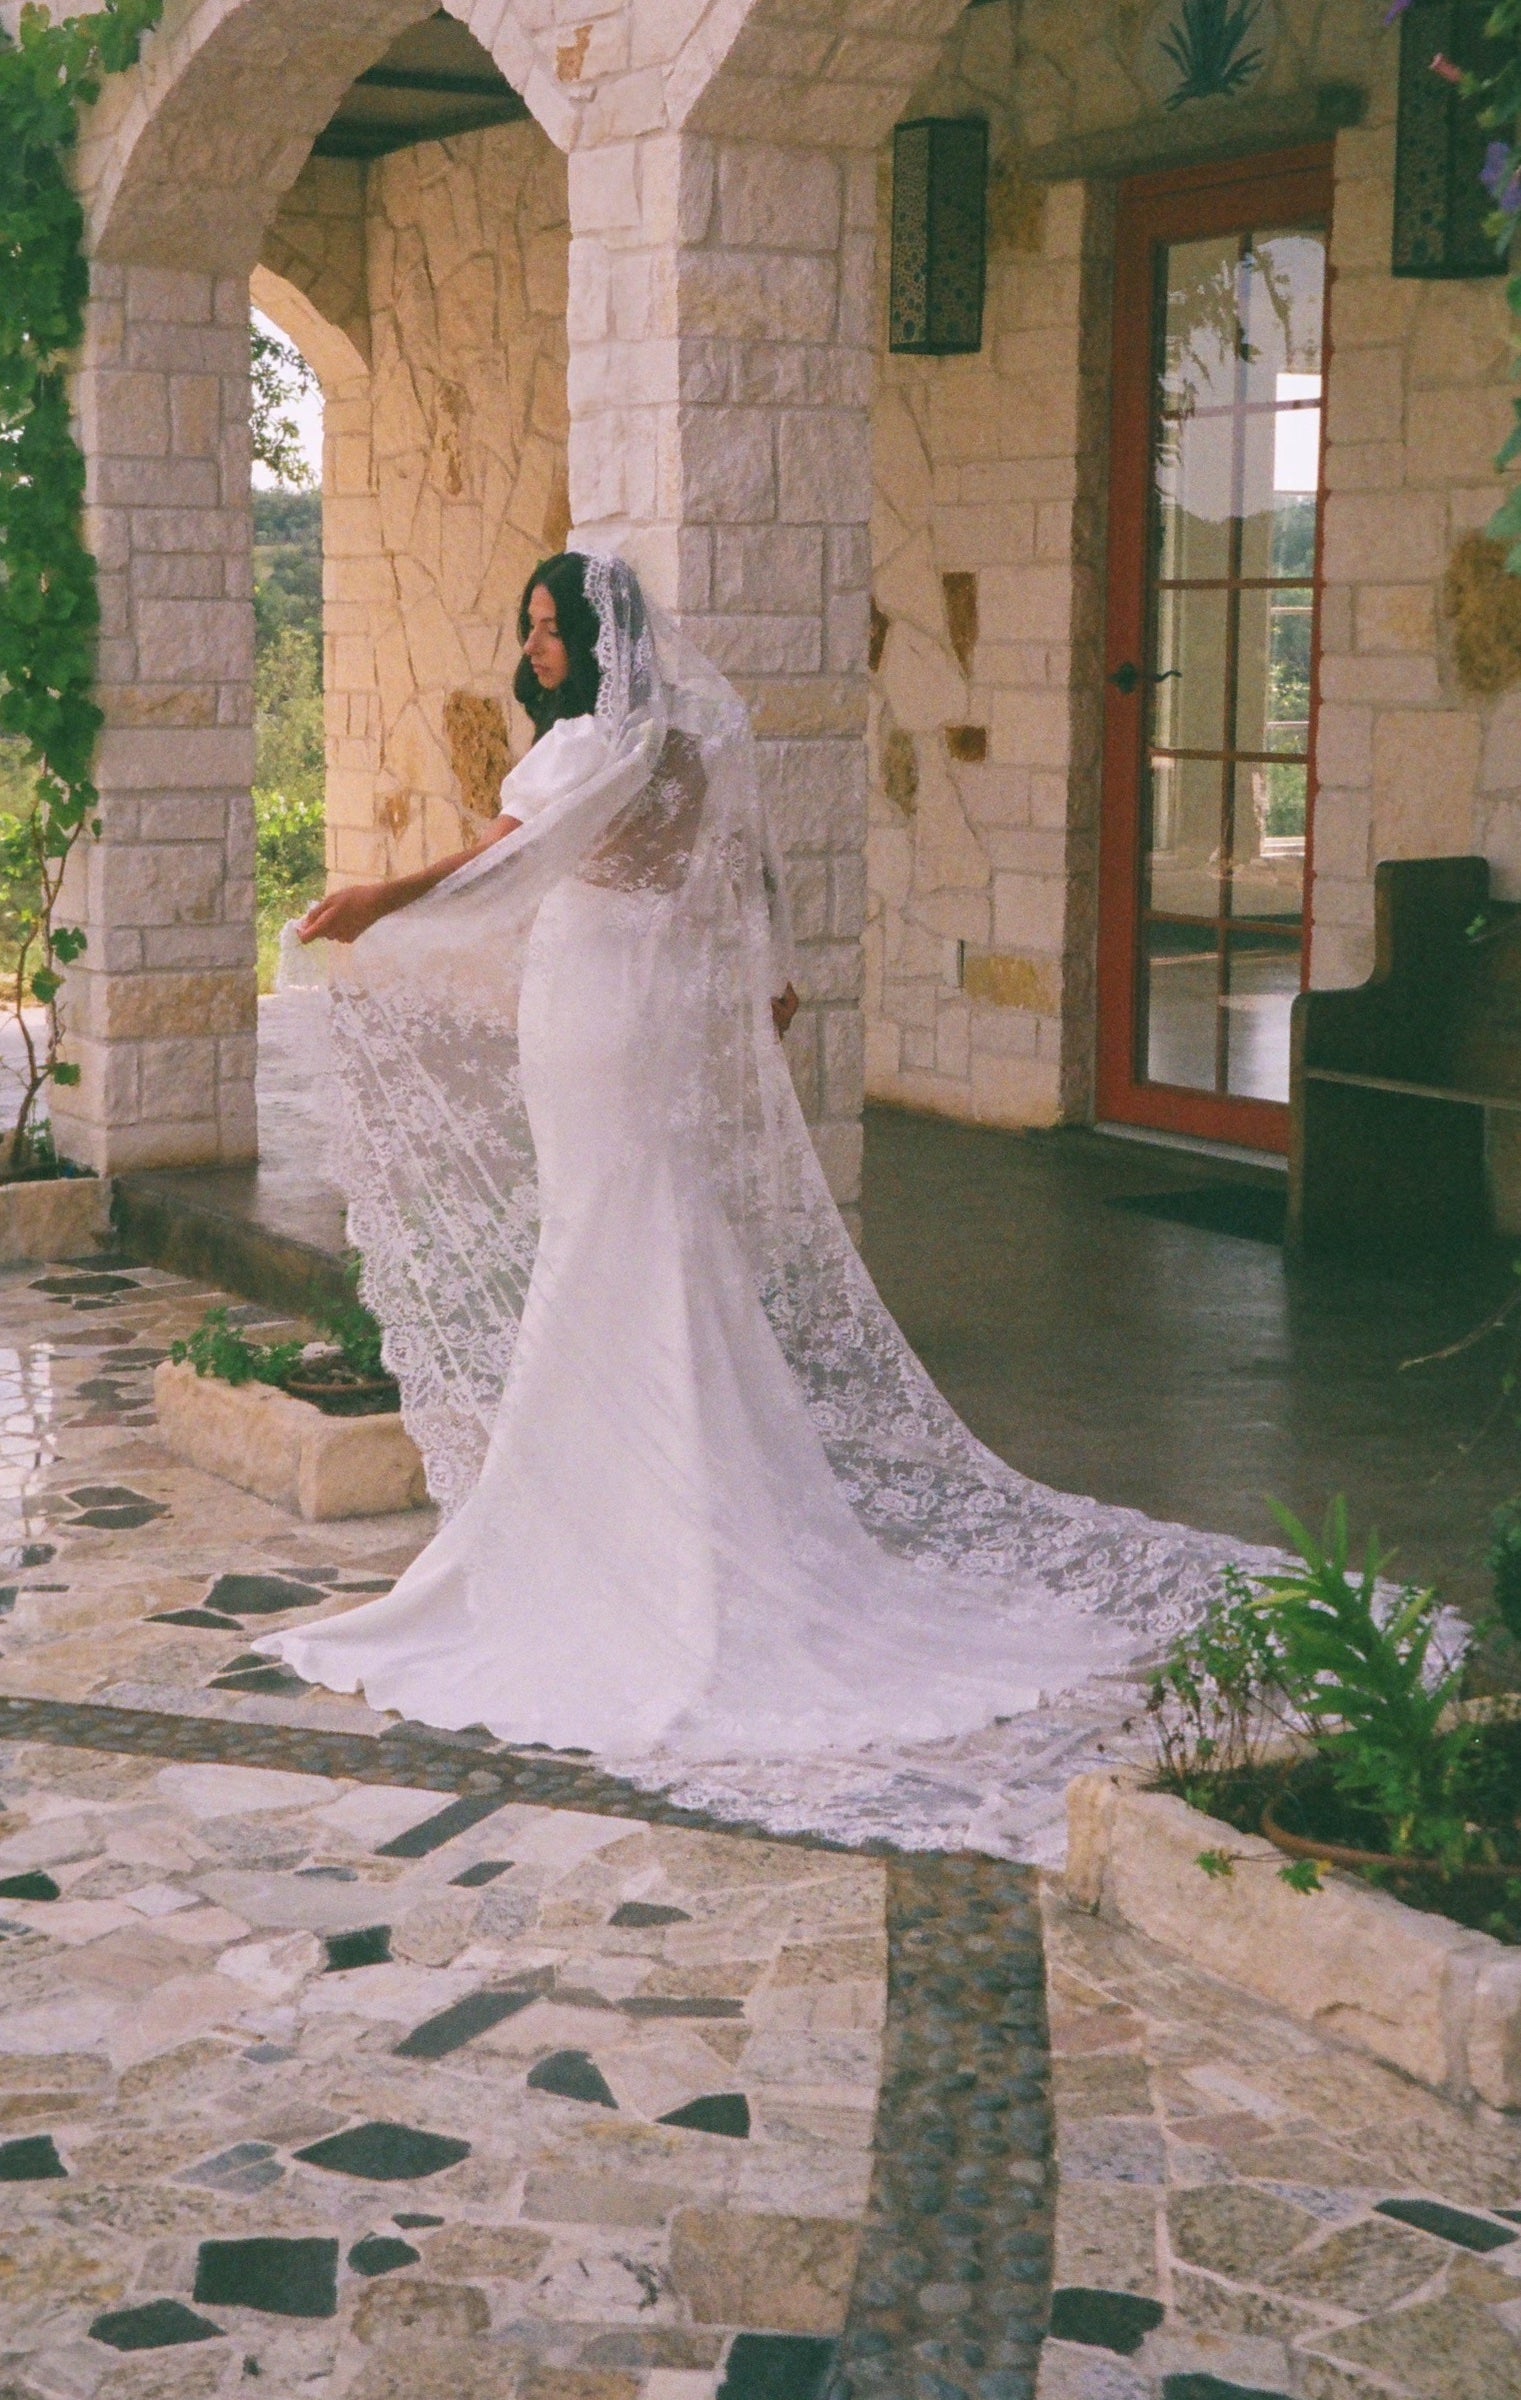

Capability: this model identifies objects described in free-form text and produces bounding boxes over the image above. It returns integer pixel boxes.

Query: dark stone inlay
[336,1577,396,1593]
[348,2234,420,2277]
[1375,2197,1519,2252]
[0,1586,15,1614]
[323,1924,392,1972]
[34,1274,140,1296]
[392,2213,445,2228]
[210,1665,311,1695]
[1160,2379,1295,2400]
[621,1995,744,2019]
[527,2049,618,2108]
[150,1609,241,1630]
[393,1986,539,2060]
[450,1858,513,1887]
[611,1900,691,1926]
[0,2133,67,2180]
[295,2121,472,2181]
[374,1789,510,1857]
[195,2236,339,2319]
[4,1543,54,1569]
[1500,2207,1521,2224]
[297,1864,358,1881]
[718,2333,838,2400]
[90,2299,223,2351]
[1049,2287,1165,2355]
[658,2092,751,2139]
[75,1502,165,1529]
[204,1573,325,1616]
[0,1870,60,1900]
[67,1484,153,1506]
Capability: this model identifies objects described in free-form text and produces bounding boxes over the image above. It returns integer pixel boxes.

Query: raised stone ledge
[0,1175,112,1267]
[153,1357,427,1521]
[1066,1772,1520,2112]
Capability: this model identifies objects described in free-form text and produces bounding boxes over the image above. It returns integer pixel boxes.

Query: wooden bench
[1289,856,1521,1255]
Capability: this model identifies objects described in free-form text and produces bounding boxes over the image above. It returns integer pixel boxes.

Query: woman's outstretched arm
[297,812,522,946]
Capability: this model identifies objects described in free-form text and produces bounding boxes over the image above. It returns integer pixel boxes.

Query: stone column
[568,130,874,1207]
[54,265,257,1174]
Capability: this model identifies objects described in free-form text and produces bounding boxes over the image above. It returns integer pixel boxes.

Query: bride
[257,549,1244,1835]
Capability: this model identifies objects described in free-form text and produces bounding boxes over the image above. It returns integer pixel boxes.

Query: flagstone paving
[0,1251,1516,2397]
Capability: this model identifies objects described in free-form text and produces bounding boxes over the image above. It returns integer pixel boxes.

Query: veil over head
[327,545,1259,1662]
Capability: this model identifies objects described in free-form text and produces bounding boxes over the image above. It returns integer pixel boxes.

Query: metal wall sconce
[889,117,989,356]
[1392,0,1506,278]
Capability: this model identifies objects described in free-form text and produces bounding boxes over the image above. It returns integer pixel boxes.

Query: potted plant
[1146,1503,1521,1944]
[156,1272,422,1522]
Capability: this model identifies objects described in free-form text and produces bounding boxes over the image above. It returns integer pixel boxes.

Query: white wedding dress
[259,554,1263,1856]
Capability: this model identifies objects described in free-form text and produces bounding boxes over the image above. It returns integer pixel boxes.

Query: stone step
[114,1166,350,1318]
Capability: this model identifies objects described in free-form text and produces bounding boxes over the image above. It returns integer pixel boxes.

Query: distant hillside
[254,489,321,657]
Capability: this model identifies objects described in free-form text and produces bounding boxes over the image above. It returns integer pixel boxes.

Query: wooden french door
[1097,148,1334,1153]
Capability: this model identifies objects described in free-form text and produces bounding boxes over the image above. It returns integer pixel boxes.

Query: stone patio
[0,1250,1513,2397]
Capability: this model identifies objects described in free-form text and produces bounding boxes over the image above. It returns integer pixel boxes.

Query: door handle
[1108,663,1181,695]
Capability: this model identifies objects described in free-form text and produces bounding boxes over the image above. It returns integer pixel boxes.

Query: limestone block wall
[263,122,571,889]
[54,266,259,1174]
[865,1,1111,1129]
[1314,43,1516,989]
[865,0,1521,1130]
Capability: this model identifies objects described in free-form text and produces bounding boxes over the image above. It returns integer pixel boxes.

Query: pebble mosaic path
[0,1255,1516,2398]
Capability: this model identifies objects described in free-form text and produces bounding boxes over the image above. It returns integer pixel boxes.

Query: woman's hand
[298,884,391,946]
[772,984,799,1038]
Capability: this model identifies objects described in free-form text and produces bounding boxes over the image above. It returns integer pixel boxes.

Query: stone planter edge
[1065,1770,1520,2112]
[0,1173,112,1266]
[153,1357,428,1522]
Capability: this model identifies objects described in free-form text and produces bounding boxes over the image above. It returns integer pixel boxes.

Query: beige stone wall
[865,0,1521,1131]
[264,122,571,887]
[1315,42,1514,989]
[865,1,1111,1129]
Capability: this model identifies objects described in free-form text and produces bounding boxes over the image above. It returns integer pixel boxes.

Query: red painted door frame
[1095,144,1335,1154]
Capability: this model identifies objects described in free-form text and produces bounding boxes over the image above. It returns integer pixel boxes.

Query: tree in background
[249,324,324,989]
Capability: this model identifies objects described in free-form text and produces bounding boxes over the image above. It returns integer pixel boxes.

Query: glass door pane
[1137,221,1326,1109]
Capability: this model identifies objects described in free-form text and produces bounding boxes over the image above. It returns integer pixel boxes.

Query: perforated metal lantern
[889,118,989,356]
[1392,0,1507,279]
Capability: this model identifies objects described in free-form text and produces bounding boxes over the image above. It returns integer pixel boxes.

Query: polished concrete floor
[124,998,1521,1619]
[862,1108,1518,1614]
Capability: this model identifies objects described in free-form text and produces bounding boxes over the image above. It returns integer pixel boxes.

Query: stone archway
[57,0,573,1174]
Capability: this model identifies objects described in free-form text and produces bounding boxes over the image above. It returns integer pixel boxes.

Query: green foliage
[1488,1497,1521,1643]
[169,1307,304,1391]
[254,489,322,649]
[251,325,317,490]
[1147,1561,1293,1793]
[0,0,167,1170]
[170,1264,386,1398]
[313,1257,386,1381]
[1254,1500,1479,1868]
[1159,0,1266,109]
[253,620,325,988]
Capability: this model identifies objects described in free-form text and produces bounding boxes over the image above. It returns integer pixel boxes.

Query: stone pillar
[54,265,257,1174]
[569,131,874,1205]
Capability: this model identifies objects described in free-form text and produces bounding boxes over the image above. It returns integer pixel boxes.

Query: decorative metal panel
[1393,0,1507,278]
[889,118,989,357]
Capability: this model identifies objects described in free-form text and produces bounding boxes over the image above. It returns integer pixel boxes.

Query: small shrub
[169,1308,303,1390]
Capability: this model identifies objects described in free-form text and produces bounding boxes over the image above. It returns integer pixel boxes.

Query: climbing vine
[0,0,164,1172]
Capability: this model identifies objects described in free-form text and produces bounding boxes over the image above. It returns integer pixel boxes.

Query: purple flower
[1382,0,1413,19]
[1483,140,1521,217]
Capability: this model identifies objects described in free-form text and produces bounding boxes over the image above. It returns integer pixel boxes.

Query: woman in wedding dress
[257,549,1251,1853]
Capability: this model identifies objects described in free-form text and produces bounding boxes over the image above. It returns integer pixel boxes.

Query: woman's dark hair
[513,552,601,739]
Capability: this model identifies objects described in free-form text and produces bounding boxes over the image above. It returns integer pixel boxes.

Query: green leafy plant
[1147,1561,1295,1795]
[0,0,167,1172]
[169,1307,304,1391]
[1251,1500,1480,1868]
[1489,1498,1521,1644]
[1159,0,1266,109]
[314,1259,387,1382]
[251,323,317,491]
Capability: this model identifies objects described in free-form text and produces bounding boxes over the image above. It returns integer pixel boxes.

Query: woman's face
[523,585,571,692]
